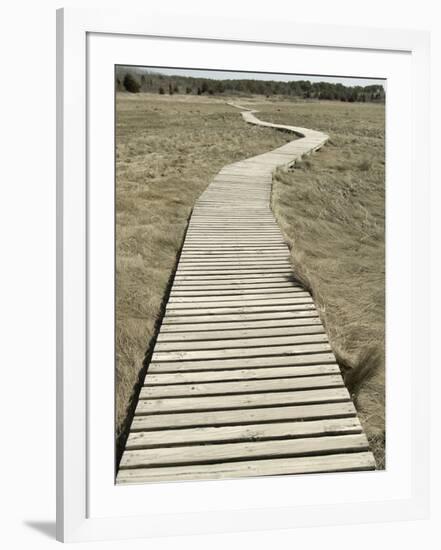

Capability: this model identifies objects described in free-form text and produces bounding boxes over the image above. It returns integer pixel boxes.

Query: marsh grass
[115,93,288,464]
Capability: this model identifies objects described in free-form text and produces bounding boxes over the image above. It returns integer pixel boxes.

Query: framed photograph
[56,7,430,543]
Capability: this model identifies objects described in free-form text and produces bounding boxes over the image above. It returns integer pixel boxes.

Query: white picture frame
[56,7,430,543]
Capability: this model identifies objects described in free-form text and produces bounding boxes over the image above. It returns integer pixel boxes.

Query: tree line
[116,68,385,103]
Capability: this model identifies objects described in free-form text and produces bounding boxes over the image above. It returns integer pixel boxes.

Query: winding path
[117,104,376,484]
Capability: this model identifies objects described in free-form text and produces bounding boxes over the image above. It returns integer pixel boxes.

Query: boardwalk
[117,105,376,484]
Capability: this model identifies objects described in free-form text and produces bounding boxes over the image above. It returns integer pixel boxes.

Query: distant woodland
[116,67,385,103]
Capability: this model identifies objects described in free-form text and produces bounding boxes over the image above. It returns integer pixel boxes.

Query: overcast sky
[131,66,385,88]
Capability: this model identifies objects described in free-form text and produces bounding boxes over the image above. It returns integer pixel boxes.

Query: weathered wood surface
[116,104,376,484]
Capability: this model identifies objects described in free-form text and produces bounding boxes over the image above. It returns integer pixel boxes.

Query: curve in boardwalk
[117,104,376,484]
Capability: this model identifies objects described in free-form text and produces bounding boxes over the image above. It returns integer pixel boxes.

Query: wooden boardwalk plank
[170,289,306,298]
[117,452,375,484]
[131,401,358,431]
[157,325,325,341]
[151,342,332,362]
[166,298,313,309]
[120,434,369,469]
[140,375,344,398]
[125,417,362,449]
[163,305,318,318]
[147,353,337,373]
[144,365,340,384]
[135,387,351,415]
[171,281,302,289]
[159,317,323,332]
[154,333,328,352]
[161,311,319,324]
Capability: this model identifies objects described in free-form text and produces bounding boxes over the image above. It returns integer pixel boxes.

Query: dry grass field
[115,93,288,463]
[116,92,385,469]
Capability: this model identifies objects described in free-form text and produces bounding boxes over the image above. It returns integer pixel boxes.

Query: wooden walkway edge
[117,104,376,484]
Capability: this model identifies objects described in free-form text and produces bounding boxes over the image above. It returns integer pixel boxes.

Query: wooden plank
[188,226,279,230]
[179,256,289,261]
[190,216,275,220]
[160,317,322,332]
[180,264,288,273]
[176,264,292,272]
[180,251,288,255]
[183,243,286,247]
[135,387,350,415]
[140,375,343,398]
[177,260,292,267]
[168,295,311,305]
[157,325,325,341]
[170,288,304,297]
[131,401,357,431]
[182,235,287,241]
[154,333,328,352]
[184,236,284,240]
[172,282,302,290]
[175,269,294,276]
[144,365,340,385]
[181,246,287,250]
[180,250,288,255]
[185,231,283,235]
[188,226,279,229]
[178,261,291,267]
[182,248,288,252]
[120,434,369,469]
[179,254,290,260]
[148,355,336,373]
[125,417,361,449]
[178,254,289,262]
[162,311,319,325]
[189,219,276,222]
[184,241,284,245]
[148,352,336,373]
[163,305,317,317]
[117,452,375,483]
[166,297,313,309]
[177,259,290,264]
[151,342,331,362]
[177,261,291,266]
[173,276,299,285]
[181,244,284,247]
[170,288,305,297]
[174,273,295,281]
[187,227,280,231]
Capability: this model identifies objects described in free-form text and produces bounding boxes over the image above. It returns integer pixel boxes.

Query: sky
[131,66,385,88]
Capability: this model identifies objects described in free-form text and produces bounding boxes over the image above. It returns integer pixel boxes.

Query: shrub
[123,73,140,93]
